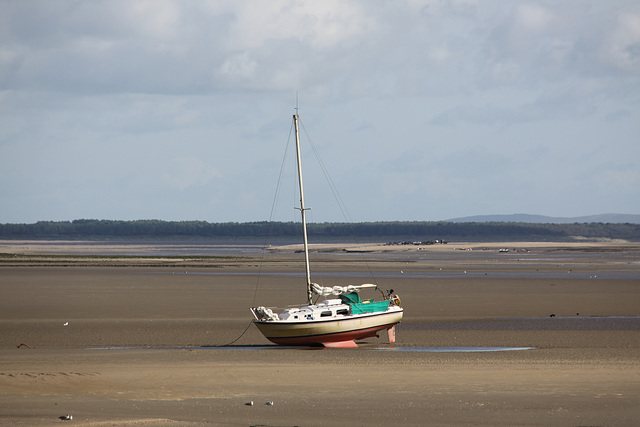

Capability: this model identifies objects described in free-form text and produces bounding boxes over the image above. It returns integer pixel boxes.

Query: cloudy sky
[1,0,639,224]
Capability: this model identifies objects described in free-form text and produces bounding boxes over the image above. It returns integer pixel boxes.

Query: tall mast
[293,113,313,304]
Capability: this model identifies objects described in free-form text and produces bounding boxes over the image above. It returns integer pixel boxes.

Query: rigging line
[298,118,379,286]
[251,117,296,307]
[226,118,296,348]
[299,118,352,223]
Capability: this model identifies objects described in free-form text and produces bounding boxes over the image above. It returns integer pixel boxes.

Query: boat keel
[323,340,359,348]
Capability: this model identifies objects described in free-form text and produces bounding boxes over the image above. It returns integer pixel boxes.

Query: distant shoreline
[2,239,638,256]
[2,219,639,242]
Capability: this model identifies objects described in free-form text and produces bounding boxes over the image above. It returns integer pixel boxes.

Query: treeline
[1,219,639,241]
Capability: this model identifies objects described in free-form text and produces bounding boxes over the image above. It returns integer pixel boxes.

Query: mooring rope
[222,118,295,347]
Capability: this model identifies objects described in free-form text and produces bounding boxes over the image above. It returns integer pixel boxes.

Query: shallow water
[87,345,536,352]
[373,346,536,352]
[161,270,640,280]
[402,316,640,331]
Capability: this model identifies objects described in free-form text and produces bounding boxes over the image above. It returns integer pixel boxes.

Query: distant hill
[445,213,640,224]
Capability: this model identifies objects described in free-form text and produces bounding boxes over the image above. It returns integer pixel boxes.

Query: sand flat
[1,241,639,426]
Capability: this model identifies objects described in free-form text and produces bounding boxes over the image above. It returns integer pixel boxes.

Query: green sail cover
[351,300,390,314]
[339,292,363,304]
[340,292,390,314]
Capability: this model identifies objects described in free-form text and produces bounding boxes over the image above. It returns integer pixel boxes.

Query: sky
[1,0,639,224]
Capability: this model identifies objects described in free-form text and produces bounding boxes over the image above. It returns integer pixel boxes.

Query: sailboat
[250,112,403,348]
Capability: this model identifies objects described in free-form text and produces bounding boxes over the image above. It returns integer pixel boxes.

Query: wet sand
[1,241,639,426]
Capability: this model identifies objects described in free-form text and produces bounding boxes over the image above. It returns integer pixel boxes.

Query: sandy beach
[1,240,639,426]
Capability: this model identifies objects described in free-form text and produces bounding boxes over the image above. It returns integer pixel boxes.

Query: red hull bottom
[265,323,395,347]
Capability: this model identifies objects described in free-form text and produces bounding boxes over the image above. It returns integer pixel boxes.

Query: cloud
[0,1,638,222]
[3,1,638,98]
[162,156,220,191]
[605,12,640,71]
[430,81,602,126]
[224,1,375,50]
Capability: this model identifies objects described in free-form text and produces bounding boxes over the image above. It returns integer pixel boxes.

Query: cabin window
[336,309,348,315]
[320,311,332,317]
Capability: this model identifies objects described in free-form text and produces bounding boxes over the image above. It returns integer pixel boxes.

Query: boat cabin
[278,298,350,321]
[277,292,390,321]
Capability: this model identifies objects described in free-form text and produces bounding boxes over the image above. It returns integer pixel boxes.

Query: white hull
[253,306,403,347]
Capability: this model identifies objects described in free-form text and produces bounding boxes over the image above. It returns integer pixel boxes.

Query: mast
[293,113,313,305]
